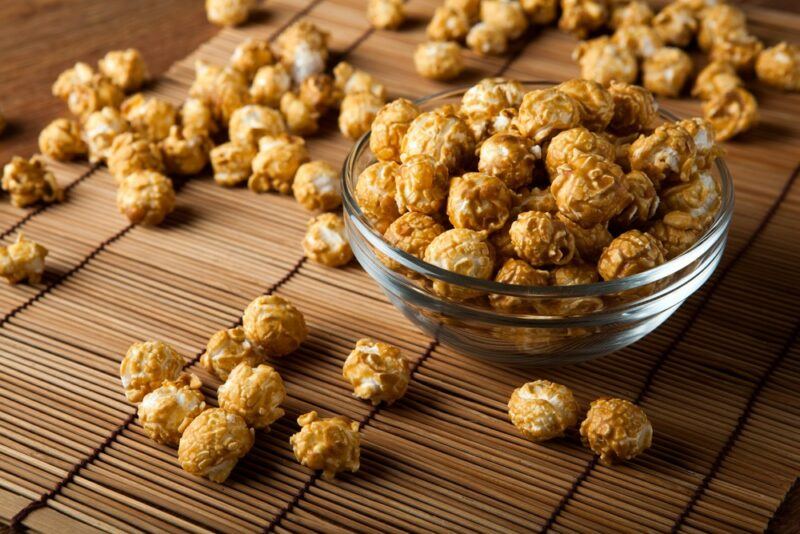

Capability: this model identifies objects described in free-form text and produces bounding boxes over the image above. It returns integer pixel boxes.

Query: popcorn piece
[178,408,254,483]
[652,3,698,48]
[120,94,177,142]
[556,79,614,132]
[342,338,410,405]
[489,258,550,313]
[692,61,743,101]
[188,60,221,104]
[597,229,666,280]
[210,67,252,124]
[355,161,401,233]
[612,24,663,59]
[559,0,609,39]
[138,373,205,445]
[370,98,420,163]
[249,134,309,194]
[513,186,558,215]
[573,36,638,87]
[299,74,339,113]
[613,170,659,228]
[205,0,253,26]
[231,38,275,81]
[756,42,800,91]
[242,294,308,357]
[659,169,721,230]
[580,398,653,465]
[0,233,48,285]
[400,107,474,173]
[697,4,746,52]
[516,88,582,143]
[276,21,330,84]
[710,32,763,73]
[642,47,693,97]
[251,64,292,107]
[677,118,720,171]
[460,78,524,140]
[556,213,612,263]
[510,210,575,266]
[52,62,95,101]
[303,212,353,267]
[427,6,470,42]
[228,104,287,147]
[647,215,702,259]
[339,92,383,140]
[116,170,176,226]
[333,62,387,101]
[382,212,444,270]
[98,48,148,92]
[607,82,658,135]
[414,41,464,81]
[629,123,697,186]
[218,363,286,429]
[480,0,529,40]
[446,0,481,22]
[609,0,653,29]
[66,74,125,119]
[180,98,217,138]
[466,23,509,57]
[423,228,494,301]
[160,126,212,176]
[447,172,513,233]
[119,340,184,403]
[290,411,360,480]
[478,133,537,190]
[1,156,62,208]
[545,127,615,179]
[82,107,130,163]
[210,142,256,187]
[521,0,558,25]
[396,154,449,215]
[367,0,405,30]
[508,380,580,441]
[292,160,342,212]
[107,132,164,183]
[202,326,266,381]
[38,118,87,161]
[540,262,604,315]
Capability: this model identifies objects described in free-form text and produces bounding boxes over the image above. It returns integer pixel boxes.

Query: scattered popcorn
[292,160,342,212]
[202,326,266,381]
[692,60,743,101]
[573,36,638,87]
[218,362,286,429]
[481,0,529,40]
[205,0,253,26]
[652,3,698,48]
[178,408,254,482]
[228,104,286,147]
[612,24,663,59]
[299,73,340,113]
[609,0,653,30]
[116,170,176,225]
[508,380,580,441]
[367,0,406,30]
[0,233,48,285]
[119,340,184,403]
[52,62,95,101]
[642,47,693,97]
[559,0,608,39]
[210,142,256,187]
[355,161,401,233]
[521,0,558,25]
[160,126,212,176]
[242,294,308,358]
[107,132,165,183]
[83,107,130,163]
[249,134,309,194]
[180,98,218,138]
[1,156,63,208]
[580,398,653,465]
[427,6,470,42]
[697,4,746,52]
[231,38,275,81]
[138,373,205,446]
[276,21,330,84]
[290,412,360,480]
[121,93,177,142]
[414,41,464,81]
[342,338,410,405]
[338,92,383,140]
[333,62,387,102]
[251,63,293,107]
[66,73,125,119]
[38,118,87,160]
[98,48,148,92]
[446,0,481,22]
[370,98,420,163]
[302,212,353,267]
[710,32,763,74]
[466,23,509,57]
[756,42,800,91]
[210,67,252,124]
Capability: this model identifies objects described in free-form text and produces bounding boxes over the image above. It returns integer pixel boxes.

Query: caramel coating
[242,294,308,358]
[210,142,256,187]
[461,78,524,140]
[161,126,212,176]
[107,132,164,183]
[119,340,184,403]
[613,170,659,228]
[209,67,252,124]
[478,133,537,189]
[396,154,449,215]
[597,230,666,280]
[0,233,48,285]
[629,123,697,186]
[428,6,470,42]
[609,1,653,29]
[612,24,663,59]
[710,32,763,73]
[573,37,638,87]
[231,38,275,81]
[218,363,286,429]
[52,62,95,100]
[370,98,420,163]
[556,213,612,263]
[303,212,353,268]
[339,92,384,140]
[447,172,513,233]
[552,155,633,227]
[508,380,580,441]
[201,326,266,381]
[116,170,176,226]
[1,156,63,208]
[229,104,287,148]
[382,212,445,271]
[659,169,721,230]
[466,23,509,57]
[205,0,253,26]
[607,82,659,135]
[276,21,330,84]
[510,210,575,267]
[559,0,608,38]
[677,118,720,171]
[178,409,254,483]
[292,160,342,212]
[756,42,800,91]
[299,73,340,113]
[280,92,320,136]
[540,262,604,315]
[643,47,693,97]
[481,0,529,40]
[489,258,549,313]
[556,79,614,132]
[343,338,410,405]
[697,4,746,52]
[249,134,309,194]
[290,411,360,480]
[400,108,474,173]
[138,373,205,446]
[513,186,558,215]
[188,60,221,104]
[121,93,177,142]
[38,118,86,161]
[446,0,481,22]
[414,41,464,81]
[98,48,148,92]
[692,60,743,101]
[423,228,495,301]
[66,73,125,119]
[355,161,401,233]
[250,63,292,107]
[333,62,387,101]
[82,107,130,163]
[545,127,615,180]
[180,98,217,138]
[522,0,558,24]
[652,3,698,48]
[516,88,582,143]
[647,215,702,259]
[580,398,653,465]
[367,0,406,30]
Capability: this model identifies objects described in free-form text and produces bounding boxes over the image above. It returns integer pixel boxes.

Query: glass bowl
[342,82,734,366]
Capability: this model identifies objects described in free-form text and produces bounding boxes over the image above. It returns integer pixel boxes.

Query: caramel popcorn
[189,60,221,103]
[250,64,292,107]
[242,294,308,358]
[202,326,266,381]
[697,4,746,52]
[367,0,405,30]
[1,156,62,208]
[82,107,130,163]
[276,21,330,84]
[290,411,360,480]
[382,212,445,270]
[612,24,663,59]
[396,154,449,215]
[120,94,177,142]
[38,118,87,160]
[692,61,743,101]
[540,262,604,315]
[478,133,537,190]
[333,62,387,102]
[0,233,48,285]
[652,3,698,48]
[556,213,612,262]
[303,212,353,267]
[400,108,474,173]
[508,380,580,441]
[466,23,509,57]
[580,398,653,465]
[107,132,164,183]
[218,362,286,429]
[52,62,94,100]
[642,47,693,97]
[613,170,659,228]
[229,104,287,147]
[659,169,721,230]
[521,0,558,25]
[119,340,184,403]
[677,118,720,171]
[446,0,481,22]
[647,214,702,259]
[210,142,255,187]
[447,172,513,233]
[629,123,697,186]
[516,88,581,143]
[355,161,401,233]
[609,0,653,29]
[66,73,125,119]
[428,6,470,42]
[178,408,254,483]
[460,78,524,140]
[180,98,217,138]
[597,229,666,280]
[711,32,763,73]
[231,38,275,81]
[489,258,549,313]
[339,92,383,140]
[559,0,609,39]
[210,67,252,124]
[98,48,148,92]
[160,126,211,176]
[292,160,342,212]
[205,0,253,26]
[552,155,632,227]
[414,41,464,81]
[480,0,529,40]
[510,210,575,266]
[556,79,614,132]
[545,127,615,179]
[342,338,410,405]
[513,186,558,215]
[370,98,420,163]
[116,170,176,226]
[756,42,800,91]
[423,228,495,301]
[249,134,309,194]
[573,37,638,87]
[607,82,658,135]
[138,373,205,445]
[299,73,339,113]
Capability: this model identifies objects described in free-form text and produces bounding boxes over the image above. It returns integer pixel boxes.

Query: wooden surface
[1,0,799,532]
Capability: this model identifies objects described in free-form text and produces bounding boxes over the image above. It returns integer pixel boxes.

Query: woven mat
[1,0,799,532]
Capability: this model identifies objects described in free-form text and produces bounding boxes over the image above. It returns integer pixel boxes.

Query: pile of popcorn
[356,77,724,311]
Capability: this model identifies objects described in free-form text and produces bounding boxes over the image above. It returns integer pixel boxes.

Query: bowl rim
[342,80,735,299]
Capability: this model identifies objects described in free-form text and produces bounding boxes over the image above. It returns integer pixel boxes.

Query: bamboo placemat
[1,0,799,531]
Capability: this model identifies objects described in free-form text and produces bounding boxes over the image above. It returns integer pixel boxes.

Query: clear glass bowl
[342,82,734,366]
